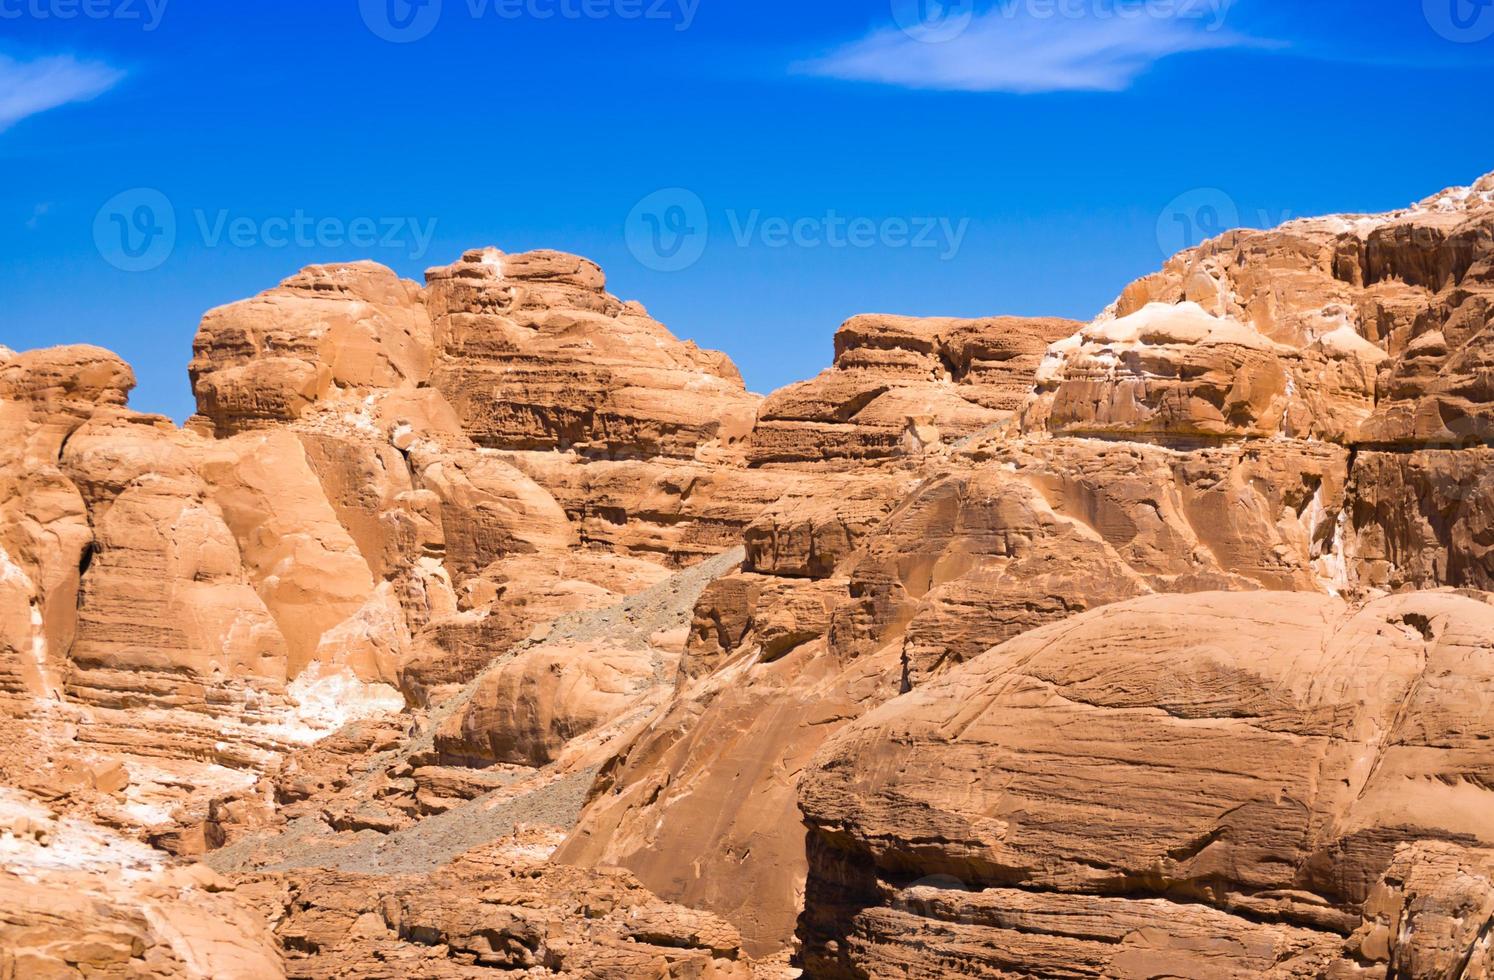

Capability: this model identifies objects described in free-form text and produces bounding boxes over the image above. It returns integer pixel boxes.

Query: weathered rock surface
[426,248,760,461]
[254,828,760,979]
[555,435,1355,953]
[1079,175,1494,592]
[1,248,801,977]
[6,173,1494,979]
[752,313,1078,464]
[559,172,1494,962]
[798,590,1494,978]
[190,262,433,434]
[0,789,283,979]
[1025,300,1386,443]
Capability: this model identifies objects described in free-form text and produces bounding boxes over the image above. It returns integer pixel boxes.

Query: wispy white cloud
[0,54,124,132]
[799,2,1269,94]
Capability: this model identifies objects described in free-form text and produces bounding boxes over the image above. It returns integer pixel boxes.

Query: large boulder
[798,590,1494,978]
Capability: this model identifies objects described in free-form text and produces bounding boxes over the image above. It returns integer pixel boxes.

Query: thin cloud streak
[0,54,125,132]
[799,6,1270,94]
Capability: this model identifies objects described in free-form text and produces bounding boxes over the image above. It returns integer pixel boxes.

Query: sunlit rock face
[560,172,1494,962]
[798,590,1494,978]
[424,247,761,461]
[0,246,808,976]
[4,173,1494,977]
[751,312,1080,464]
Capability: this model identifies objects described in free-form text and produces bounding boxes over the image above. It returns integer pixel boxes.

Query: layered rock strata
[3,172,1494,978]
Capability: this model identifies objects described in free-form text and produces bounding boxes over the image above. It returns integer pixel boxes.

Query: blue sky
[3,0,1492,419]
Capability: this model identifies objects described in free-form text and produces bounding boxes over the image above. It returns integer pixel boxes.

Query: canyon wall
[3,172,1493,978]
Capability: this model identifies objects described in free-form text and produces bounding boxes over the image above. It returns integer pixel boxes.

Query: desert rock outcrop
[5,172,1494,978]
[798,590,1494,978]
[752,313,1078,464]
[425,248,760,461]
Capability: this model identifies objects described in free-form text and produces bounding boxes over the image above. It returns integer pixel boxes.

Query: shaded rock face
[556,434,1355,955]
[0,251,802,977]
[1056,176,1494,593]
[5,173,1494,979]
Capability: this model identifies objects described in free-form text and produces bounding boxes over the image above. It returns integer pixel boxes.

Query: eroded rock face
[1345,841,1494,977]
[190,262,433,434]
[752,313,1078,464]
[1065,175,1494,592]
[1349,448,1494,593]
[558,172,1494,962]
[556,436,1355,954]
[426,248,760,460]
[0,790,283,980]
[2,245,803,977]
[7,173,1494,979]
[1026,301,1386,443]
[798,590,1494,978]
[251,829,757,979]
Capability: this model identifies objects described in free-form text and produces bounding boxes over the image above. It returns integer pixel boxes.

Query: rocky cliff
[2,172,1493,978]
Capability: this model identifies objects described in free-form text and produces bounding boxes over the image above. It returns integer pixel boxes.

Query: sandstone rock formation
[4,172,1494,978]
[560,172,1494,961]
[424,248,760,461]
[189,261,433,434]
[0,789,283,979]
[752,313,1078,464]
[798,590,1494,978]
[248,828,758,979]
